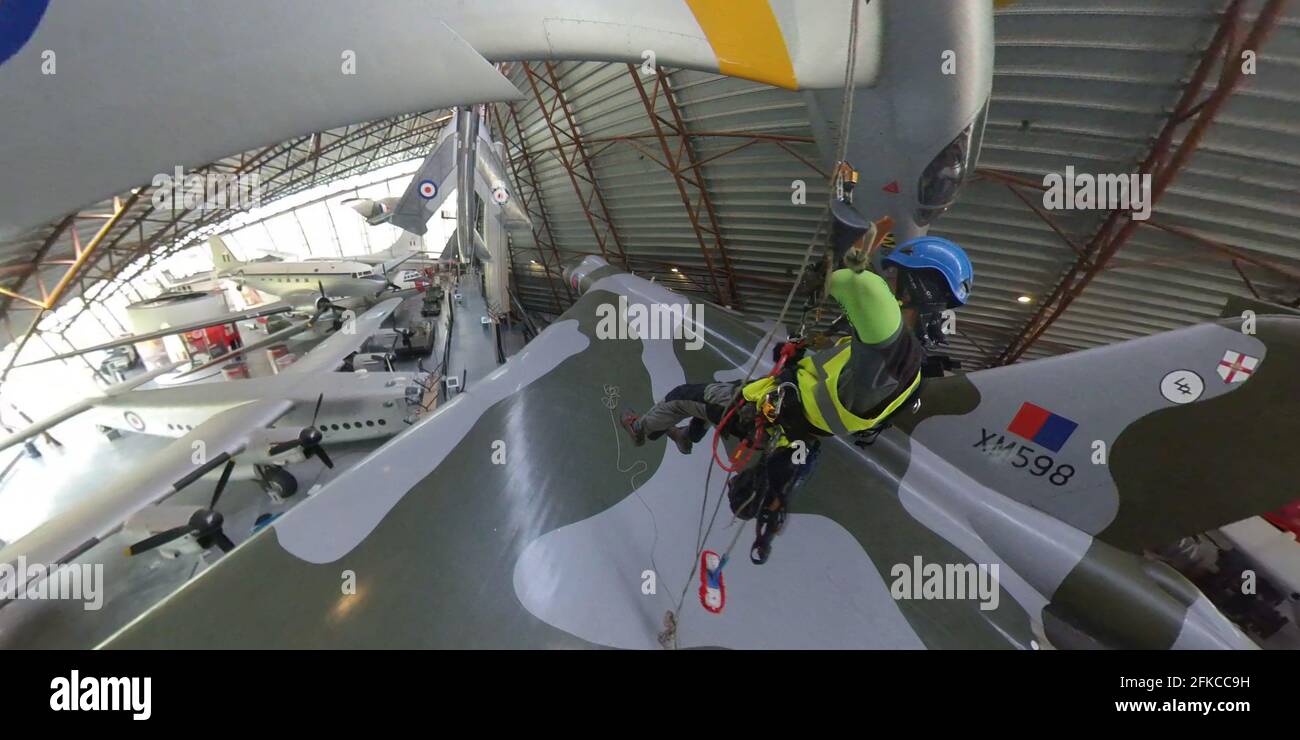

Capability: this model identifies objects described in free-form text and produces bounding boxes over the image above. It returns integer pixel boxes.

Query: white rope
[602,386,661,581]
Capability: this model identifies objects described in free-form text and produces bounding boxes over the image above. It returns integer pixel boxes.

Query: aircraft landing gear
[255,464,299,503]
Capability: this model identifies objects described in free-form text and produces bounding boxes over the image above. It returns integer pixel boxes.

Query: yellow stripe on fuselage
[685,0,797,89]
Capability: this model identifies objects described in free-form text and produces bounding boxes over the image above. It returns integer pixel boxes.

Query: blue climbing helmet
[882,235,973,307]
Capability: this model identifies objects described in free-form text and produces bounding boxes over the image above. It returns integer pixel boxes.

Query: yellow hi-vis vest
[744,340,921,437]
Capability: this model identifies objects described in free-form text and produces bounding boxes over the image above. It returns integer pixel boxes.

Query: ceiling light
[1017,295,1032,304]
[671,267,680,273]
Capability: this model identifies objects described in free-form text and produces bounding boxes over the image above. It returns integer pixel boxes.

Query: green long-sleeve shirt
[818,268,918,419]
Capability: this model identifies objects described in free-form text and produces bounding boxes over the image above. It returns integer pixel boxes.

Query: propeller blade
[313,446,335,469]
[268,441,298,456]
[208,459,235,510]
[310,393,323,427]
[213,532,236,553]
[125,525,192,556]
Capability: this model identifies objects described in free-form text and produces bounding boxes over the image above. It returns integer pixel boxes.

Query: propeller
[316,280,337,312]
[315,280,350,330]
[267,393,334,469]
[125,459,237,556]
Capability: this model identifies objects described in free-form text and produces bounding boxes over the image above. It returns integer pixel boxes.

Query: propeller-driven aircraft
[0,296,434,606]
[209,236,418,312]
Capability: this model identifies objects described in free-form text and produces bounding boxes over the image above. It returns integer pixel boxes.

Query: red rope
[709,342,801,473]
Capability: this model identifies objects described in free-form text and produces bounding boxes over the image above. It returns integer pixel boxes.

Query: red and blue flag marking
[1007,402,1077,453]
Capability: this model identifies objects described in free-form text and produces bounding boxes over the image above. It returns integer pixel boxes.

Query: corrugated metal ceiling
[4,0,1297,374]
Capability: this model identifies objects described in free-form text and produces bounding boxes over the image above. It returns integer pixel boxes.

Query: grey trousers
[638,381,739,438]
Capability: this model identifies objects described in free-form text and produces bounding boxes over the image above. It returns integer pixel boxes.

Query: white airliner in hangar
[208,235,417,312]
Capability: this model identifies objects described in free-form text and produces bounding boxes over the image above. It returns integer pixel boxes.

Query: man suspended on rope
[622,202,972,566]
[621,202,974,458]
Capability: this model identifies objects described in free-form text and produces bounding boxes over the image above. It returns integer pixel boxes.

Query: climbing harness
[709,340,801,474]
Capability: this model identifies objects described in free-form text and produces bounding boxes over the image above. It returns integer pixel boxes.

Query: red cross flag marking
[1216,350,1259,383]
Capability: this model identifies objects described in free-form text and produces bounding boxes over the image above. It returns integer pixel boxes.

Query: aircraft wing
[0,360,187,454]
[378,250,419,277]
[1,0,885,239]
[476,140,531,229]
[0,398,294,605]
[13,302,295,368]
[270,289,329,312]
[389,116,523,250]
[280,298,404,375]
[175,315,325,378]
[103,257,1289,649]
[388,132,457,236]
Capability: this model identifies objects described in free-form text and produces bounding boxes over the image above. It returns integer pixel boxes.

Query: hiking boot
[666,425,693,455]
[621,412,646,447]
[688,416,709,443]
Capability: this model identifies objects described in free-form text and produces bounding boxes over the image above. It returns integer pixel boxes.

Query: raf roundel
[492,185,509,204]
[418,179,438,200]
[123,410,146,432]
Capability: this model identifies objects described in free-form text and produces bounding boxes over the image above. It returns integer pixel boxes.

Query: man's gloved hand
[843,247,870,273]
[841,222,877,272]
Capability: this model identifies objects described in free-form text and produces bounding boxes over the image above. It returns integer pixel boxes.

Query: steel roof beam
[627,65,738,307]
[994,0,1285,364]
[522,62,630,269]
